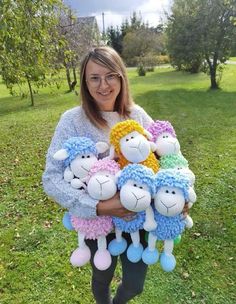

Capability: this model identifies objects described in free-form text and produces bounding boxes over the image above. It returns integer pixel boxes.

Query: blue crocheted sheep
[108,164,156,263]
[142,170,197,271]
[53,136,109,230]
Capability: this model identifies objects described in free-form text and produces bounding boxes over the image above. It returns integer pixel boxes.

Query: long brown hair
[80,46,134,128]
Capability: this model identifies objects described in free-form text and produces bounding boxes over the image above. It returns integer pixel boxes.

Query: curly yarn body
[87,158,120,180]
[147,120,176,142]
[117,163,155,195]
[117,152,159,173]
[71,216,113,239]
[62,137,98,167]
[112,212,145,233]
[156,170,190,201]
[160,154,188,169]
[151,211,185,240]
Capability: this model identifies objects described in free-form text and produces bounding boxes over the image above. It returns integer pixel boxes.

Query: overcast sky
[63,0,172,31]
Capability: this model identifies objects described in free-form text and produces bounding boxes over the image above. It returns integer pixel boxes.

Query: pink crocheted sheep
[70,158,120,271]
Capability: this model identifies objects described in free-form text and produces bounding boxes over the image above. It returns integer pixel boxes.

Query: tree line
[0,0,235,106]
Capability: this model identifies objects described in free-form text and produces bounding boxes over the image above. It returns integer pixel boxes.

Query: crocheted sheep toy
[160,154,195,186]
[53,136,109,230]
[147,120,181,157]
[108,164,156,263]
[109,120,159,173]
[70,158,120,271]
[142,170,197,272]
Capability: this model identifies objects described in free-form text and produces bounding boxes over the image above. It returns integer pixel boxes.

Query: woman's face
[85,59,121,111]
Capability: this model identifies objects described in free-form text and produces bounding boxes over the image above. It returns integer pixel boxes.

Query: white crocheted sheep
[108,164,156,263]
[142,170,197,272]
[70,158,120,271]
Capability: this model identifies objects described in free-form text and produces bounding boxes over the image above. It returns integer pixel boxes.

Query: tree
[0,0,63,105]
[57,13,101,92]
[166,0,236,89]
[199,0,236,89]
[106,26,123,55]
[166,0,204,73]
[120,12,165,66]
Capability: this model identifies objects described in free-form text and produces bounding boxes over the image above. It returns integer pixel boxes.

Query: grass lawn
[0,65,235,304]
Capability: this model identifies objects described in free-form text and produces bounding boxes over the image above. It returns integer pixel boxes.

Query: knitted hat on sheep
[110,120,146,155]
[62,137,98,166]
[117,164,155,196]
[87,158,120,181]
[155,170,190,201]
[160,154,188,169]
[147,120,176,142]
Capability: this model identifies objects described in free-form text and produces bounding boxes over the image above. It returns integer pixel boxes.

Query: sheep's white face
[70,154,97,179]
[154,186,185,217]
[87,170,117,200]
[175,166,195,186]
[120,131,151,163]
[120,180,151,212]
[155,132,180,156]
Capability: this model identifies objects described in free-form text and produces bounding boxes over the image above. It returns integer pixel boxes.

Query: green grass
[0,66,236,304]
[229,57,236,62]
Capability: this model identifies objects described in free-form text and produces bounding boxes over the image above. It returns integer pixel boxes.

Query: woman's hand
[96,192,135,218]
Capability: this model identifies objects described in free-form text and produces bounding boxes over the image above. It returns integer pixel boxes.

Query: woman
[42,46,153,304]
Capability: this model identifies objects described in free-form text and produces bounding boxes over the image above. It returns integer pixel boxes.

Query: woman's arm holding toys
[96,192,135,218]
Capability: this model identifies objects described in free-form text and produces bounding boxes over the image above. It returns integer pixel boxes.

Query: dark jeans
[85,230,148,304]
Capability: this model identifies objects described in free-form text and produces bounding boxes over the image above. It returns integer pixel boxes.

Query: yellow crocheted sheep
[109,120,159,173]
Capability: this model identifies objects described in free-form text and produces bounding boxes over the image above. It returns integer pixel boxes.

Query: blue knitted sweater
[42,105,153,219]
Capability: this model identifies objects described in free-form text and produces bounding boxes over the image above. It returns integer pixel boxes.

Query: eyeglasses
[86,73,120,88]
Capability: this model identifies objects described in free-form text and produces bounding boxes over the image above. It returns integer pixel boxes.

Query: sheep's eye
[82,156,85,158]
[134,184,137,187]
[139,186,143,189]
[165,190,169,193]
[87,155,90,158]
[172,191,176,194]
[131,136,134,139]
[126,138,129,142]
[106,175,109,177]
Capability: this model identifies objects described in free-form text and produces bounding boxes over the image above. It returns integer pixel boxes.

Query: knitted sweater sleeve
[42,109,98,219]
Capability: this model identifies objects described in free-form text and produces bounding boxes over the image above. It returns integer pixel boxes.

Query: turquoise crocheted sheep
[142,170,197,272]
[108,164,156,263]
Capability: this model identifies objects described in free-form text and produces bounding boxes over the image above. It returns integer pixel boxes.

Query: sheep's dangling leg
[163,239,174,255]
[142,233,159,265]
[160,239,176,272]
[108,228,127,256]
[127,231,143,263]
[143,206,157,232]
[93,236,112,271]
[70,232,91,267]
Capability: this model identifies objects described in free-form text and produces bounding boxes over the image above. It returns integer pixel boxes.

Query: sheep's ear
[108,145,116,159]
[114,170,121,183]
[144,129,153,140]
[96,141,109,154]
[150,142,157,152]
[53,149,68,160]
[188,187,197,203]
